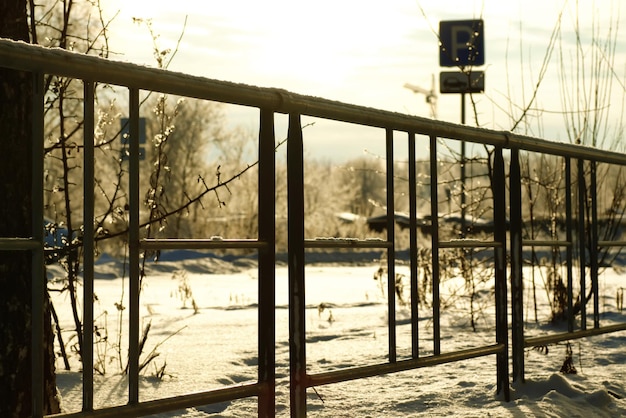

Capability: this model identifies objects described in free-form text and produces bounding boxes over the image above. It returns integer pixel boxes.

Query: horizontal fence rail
[3,39,626,162]
[1,38,626,417]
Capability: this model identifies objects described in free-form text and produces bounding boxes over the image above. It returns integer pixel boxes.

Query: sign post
[439,19,485,237]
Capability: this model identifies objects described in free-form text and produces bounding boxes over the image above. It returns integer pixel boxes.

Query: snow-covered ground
[50,251,626,417]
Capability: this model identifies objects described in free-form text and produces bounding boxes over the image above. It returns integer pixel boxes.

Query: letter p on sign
[439,20,484,67]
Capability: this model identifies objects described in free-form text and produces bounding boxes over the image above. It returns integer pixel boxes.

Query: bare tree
[496,3,625,320]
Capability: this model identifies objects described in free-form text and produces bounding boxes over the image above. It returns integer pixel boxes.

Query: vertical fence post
[492,146,509,400]
[386,129,396,363]
[287,113,306,418]
[577,159,587,330]
[258,109,276,417]
[82,81,95,411]
[509,147,524,383]
[128,87,140,404]
[590,161,599,328]
[408,133,419,359]
[31,72,45,418]
[429,135,441,356]
[565,158,574,332]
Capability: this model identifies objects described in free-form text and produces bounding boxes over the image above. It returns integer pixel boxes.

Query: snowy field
[50,251,626,417]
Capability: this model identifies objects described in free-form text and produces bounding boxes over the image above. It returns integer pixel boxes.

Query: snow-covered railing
[2,38,626,417]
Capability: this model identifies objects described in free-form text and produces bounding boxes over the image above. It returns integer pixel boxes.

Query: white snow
[49,251,626,417]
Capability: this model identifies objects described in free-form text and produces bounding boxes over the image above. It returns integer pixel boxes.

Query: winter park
[2,0,626,417]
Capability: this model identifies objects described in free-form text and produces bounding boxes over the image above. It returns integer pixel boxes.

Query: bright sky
[102,0,626,159]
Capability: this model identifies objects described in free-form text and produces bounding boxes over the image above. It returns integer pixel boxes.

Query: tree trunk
[0,1,61,416]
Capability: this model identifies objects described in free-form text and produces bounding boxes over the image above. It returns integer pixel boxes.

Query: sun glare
[103,0,419,90]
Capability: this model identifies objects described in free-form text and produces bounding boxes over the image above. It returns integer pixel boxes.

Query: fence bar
[598,240,626,247]
[509,147,524,382]
[590,161,599,328]
[439,240,501,249]
[287,113,306,418]
[0,238,40,250]
[52,383,262,418]
[429,135,441,355]
[408,132,419,359]
[258,108,276,417]
[82,81,95,411]
[141,238,266,250]
[303,239,391,249]
[492,147,509,400]
[308,344,505,387]
[521,240,572,247]
[127,88,140,404]
[386,129,396,363]
[577,159,587,330]
[31,71,45,418]
[525,322,626,347]
[565,158,574,333]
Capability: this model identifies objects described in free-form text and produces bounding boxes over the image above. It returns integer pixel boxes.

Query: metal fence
[1,38,626,417]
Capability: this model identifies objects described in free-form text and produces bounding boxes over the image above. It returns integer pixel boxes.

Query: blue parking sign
[439,20,484,67]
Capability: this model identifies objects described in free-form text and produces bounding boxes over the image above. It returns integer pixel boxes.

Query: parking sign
[439,20,484,67]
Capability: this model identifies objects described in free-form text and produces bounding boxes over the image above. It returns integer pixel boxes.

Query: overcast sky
[102,0,625,160]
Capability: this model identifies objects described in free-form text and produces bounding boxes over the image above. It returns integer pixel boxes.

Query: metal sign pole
[460,92,466,237]
[438,19,485,238]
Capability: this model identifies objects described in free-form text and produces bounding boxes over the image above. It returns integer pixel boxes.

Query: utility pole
[403,74,438,119]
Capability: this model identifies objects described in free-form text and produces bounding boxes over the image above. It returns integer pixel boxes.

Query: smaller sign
[440,71,485,94]
[120,117,147,144]
[120,117,147,160]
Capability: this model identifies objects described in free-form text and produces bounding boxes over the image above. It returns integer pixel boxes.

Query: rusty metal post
[31,72,45,418]
[590,161,599,328]
[509,147,524,382]
[566,158,574,332]
[287,113,306,417]
[492,146,509,400]
[408,133,419,359]
[577,159,587,330]
[128,88,140,404]
[83,81,95,411]
[429,135,441,355]
[386,129,396,363]
[258,109,276,417]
